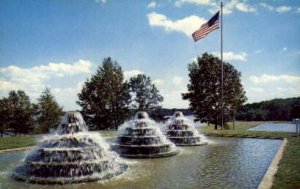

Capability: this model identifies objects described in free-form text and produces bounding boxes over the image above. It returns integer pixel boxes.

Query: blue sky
[0,0,299,110]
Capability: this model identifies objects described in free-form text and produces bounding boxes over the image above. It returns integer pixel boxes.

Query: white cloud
[0,60,94,110]
[213,51,247,62]
[94,0,106,4]
[236,2,256,12]
[175,0,215,7]
[32,59,92,76]
[172,76,183,85]
[249,74,300,84]
[123,70,143,80]
[153,79,165,86]
[282,47,288,51]
[245,74,300,103]
[147,1,157,8]
[276,6,292,13]
[260,3,295,14]
[147,12,206,36]
[161,89,189,108]
[51,85,82,110]
[248,87,264,93]
[209,0,256,15]
[259,3,274,11]
[297,7,300,14]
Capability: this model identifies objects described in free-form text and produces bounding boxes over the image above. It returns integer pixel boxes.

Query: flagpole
[221,2,224,129]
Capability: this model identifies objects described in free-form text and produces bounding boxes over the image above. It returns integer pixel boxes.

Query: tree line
[236,97,300,121]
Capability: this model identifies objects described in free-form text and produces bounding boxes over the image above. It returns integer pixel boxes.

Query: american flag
[192,11,220,42]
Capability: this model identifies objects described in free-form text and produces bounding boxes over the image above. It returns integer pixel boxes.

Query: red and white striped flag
[192,11,220,42]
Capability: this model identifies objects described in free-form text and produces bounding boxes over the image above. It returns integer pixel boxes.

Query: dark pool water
[248,122,296,133]
[0,137,282,189]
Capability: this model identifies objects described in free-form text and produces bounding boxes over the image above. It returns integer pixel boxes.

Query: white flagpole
[221,2,224,129]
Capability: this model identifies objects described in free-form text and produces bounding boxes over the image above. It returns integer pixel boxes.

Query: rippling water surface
[0,137,282,189]
[248,122,296,133]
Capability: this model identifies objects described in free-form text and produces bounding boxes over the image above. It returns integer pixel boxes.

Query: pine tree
[36,88,64,133]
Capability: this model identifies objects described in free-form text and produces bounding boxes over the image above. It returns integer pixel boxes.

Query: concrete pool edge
[257,138,287,189]
[0,146,34,154]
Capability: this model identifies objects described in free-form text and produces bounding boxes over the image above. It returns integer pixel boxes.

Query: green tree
[129,74,163,112]
[36,88,63,133]
[182,53,247,129]
[77,57,131,130]
[0,98,10,137]
[0,90,34,135]
[237,97,300,121]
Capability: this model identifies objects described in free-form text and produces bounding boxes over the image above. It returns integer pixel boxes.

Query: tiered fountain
[12,111,128,184]
[163,111,208,146]
[112,111,179,158]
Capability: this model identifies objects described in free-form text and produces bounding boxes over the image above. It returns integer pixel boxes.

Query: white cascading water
[161,111,209,146]
[12,111,128,184]
[112,111,179,158]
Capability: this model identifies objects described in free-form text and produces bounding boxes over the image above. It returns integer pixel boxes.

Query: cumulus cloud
[153,79,165,86]
[0,60,94,110]
[259,3,295,14]
[32,60,92,76]
[0,60,92,91]
[249,74,300,84]
[172,76,183,85]
[94,0,106,4]
[147,1,157,8]
[147,12,206,36]
[209,0,256,14]
[245,74,300,103]
[297,7,300,13]
[161,89,189,108]
[123,70,143,80]
[275,6,292,13]
[259,3,274,11]
[248,87,264,93]
[175,0,215,7]
[213,51,247,62]
[236,2,256,12]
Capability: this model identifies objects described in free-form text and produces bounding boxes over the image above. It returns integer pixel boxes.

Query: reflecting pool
[248,122,296,133]
[0,137,282,189]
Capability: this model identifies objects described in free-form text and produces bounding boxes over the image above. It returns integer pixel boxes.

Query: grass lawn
[200,121,300,189]
[272,137,300,189]
[0,135,40,150]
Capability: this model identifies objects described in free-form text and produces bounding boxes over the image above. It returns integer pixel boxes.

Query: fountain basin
[163,112,208,146]
[113,111,179,158]
[12,111,128,184]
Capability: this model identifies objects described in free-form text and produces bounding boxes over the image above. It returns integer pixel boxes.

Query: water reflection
[0,137,282,189]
